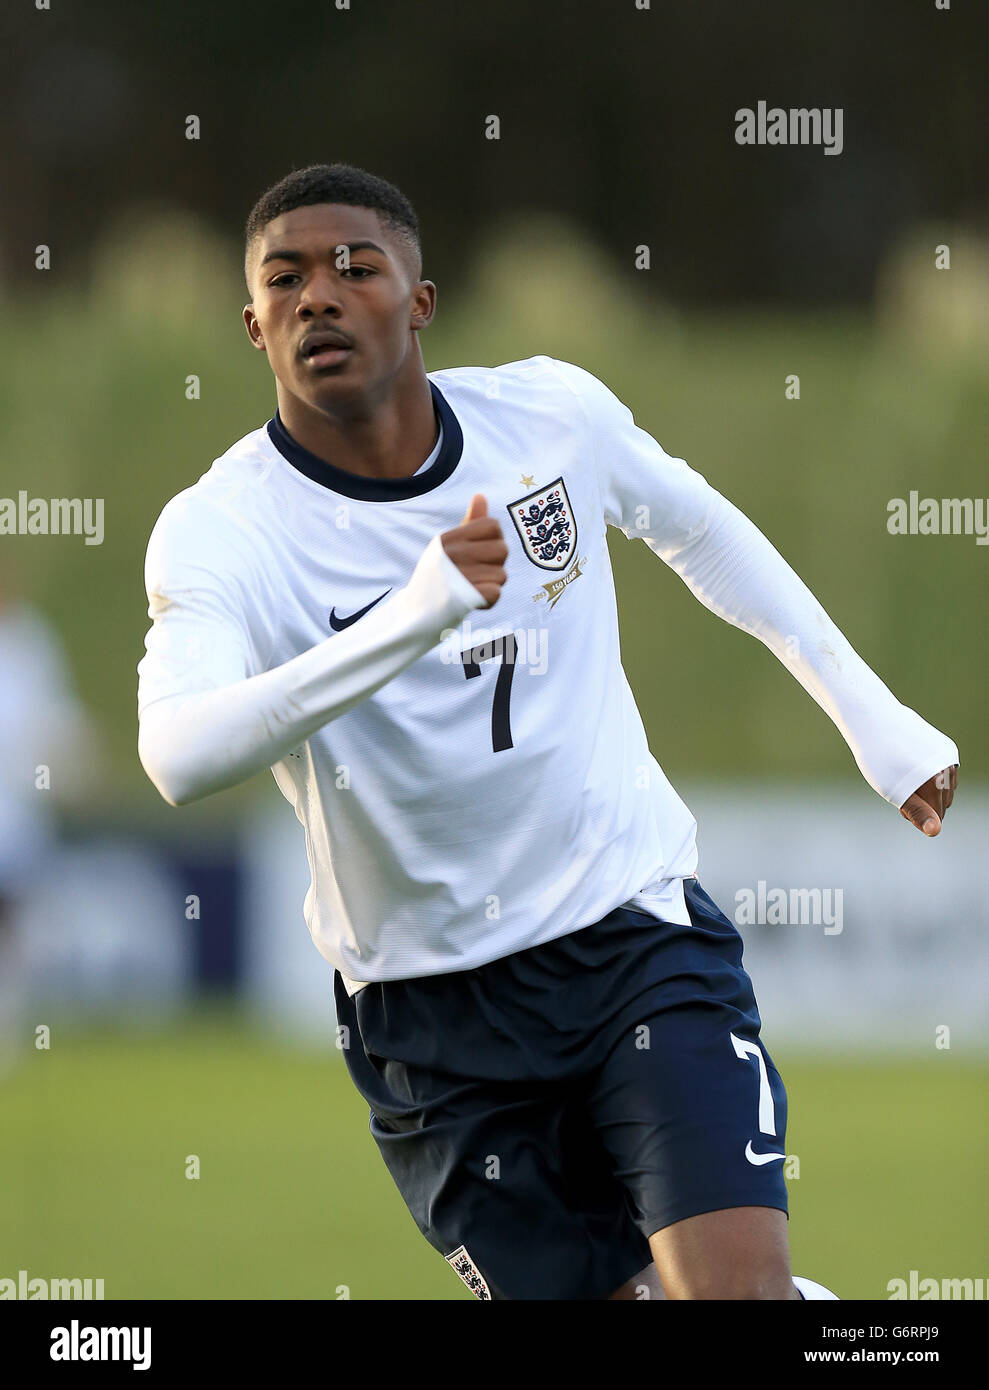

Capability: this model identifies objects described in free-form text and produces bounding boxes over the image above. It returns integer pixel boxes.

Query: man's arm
[552,358,960,826]
[137,494,505,807]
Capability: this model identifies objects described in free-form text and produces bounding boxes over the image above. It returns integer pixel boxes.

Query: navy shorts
[333,877,789,1301]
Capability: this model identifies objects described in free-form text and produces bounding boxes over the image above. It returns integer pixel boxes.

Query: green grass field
[2,1011,985,1300]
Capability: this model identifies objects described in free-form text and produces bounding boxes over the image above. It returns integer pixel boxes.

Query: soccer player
[137,163,958,1301]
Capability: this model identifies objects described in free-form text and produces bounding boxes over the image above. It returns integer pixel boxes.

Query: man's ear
[243,305,266,350]
[410,279,437,332]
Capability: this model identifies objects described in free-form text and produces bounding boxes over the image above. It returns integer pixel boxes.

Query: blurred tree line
[3,0,986,306]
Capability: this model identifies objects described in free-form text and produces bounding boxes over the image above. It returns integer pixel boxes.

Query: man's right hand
[440,494,508,608]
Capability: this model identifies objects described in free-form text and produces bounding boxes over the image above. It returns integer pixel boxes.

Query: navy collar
[266,379,464,502]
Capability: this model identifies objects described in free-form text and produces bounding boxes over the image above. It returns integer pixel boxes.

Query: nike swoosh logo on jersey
[329,589,391,631]
[744,1141,786,1166]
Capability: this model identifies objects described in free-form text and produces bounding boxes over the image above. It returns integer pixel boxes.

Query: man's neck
[275,368,437,481]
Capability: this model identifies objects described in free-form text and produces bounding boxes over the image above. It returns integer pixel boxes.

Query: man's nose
[297,268,342,315]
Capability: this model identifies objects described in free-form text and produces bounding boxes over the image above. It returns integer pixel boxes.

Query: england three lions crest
[445,1245,491,1300]
[507,476,577,571]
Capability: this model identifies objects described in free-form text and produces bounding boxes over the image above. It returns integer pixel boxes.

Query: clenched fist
[441,494,508,608]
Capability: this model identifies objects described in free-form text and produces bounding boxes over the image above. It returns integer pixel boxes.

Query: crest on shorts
[445,1245,492,1300]
[507,476,577,571]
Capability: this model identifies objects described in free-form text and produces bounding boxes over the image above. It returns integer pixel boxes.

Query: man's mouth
[300,332,354,368]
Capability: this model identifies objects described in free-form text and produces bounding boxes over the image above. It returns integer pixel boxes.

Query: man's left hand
[900,765,958,836]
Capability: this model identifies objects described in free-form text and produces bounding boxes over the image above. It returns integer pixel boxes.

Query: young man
[137,163,958,1301]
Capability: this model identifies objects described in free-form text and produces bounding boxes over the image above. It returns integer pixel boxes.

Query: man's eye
[267,267,374,287]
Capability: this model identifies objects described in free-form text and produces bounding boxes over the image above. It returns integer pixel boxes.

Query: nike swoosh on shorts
[744,1141,786,1165]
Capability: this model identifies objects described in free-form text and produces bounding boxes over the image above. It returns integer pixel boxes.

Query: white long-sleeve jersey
[137,356,958,992]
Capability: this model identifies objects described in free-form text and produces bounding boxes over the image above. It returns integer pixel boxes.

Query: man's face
[243,203,434,407]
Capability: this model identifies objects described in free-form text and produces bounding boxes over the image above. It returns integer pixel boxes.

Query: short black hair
[244,163,421,292]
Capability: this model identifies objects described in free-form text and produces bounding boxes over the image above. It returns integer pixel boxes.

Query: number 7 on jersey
[461,632,517,752]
